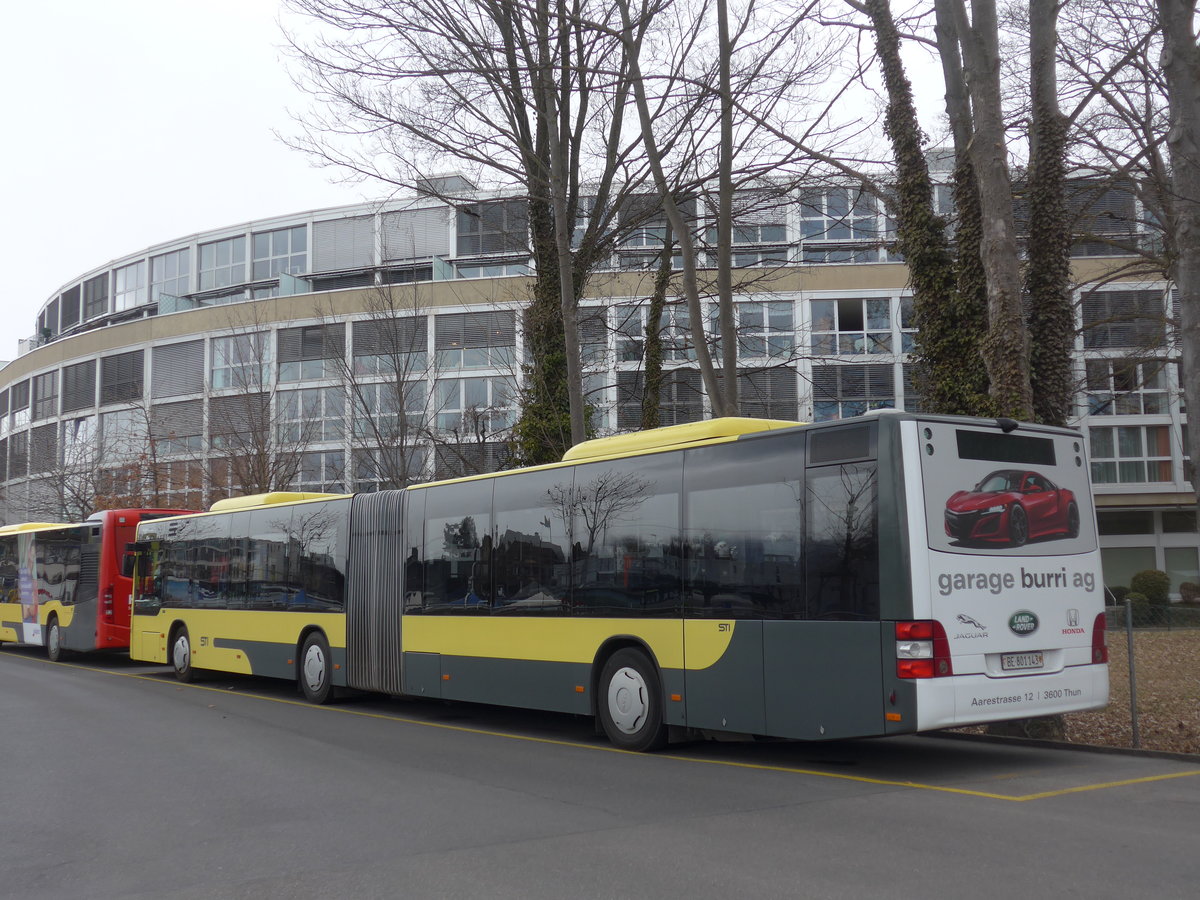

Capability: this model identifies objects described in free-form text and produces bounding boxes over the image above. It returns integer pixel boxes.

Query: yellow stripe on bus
[133,609,348,672]
[38,601,76,629]
[404,617,737,670]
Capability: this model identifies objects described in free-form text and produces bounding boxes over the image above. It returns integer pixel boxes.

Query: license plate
[1001,651,1044,671]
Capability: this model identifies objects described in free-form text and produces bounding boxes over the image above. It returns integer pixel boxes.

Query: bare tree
[208,306,324,497]
[612,0,843,416]
[324,282,441,490]
[25,397,200,519]
[286,0,658,456]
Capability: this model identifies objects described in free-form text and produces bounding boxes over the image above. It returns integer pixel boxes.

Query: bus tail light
[103,586,114,619]
[895,620,953,679]
[1092,612,1108,664]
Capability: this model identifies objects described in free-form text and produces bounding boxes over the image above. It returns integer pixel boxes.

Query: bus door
[763,452,883,741]
[680,437,788,737]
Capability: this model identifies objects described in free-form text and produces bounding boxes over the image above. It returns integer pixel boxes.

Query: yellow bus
[130,414,1109,750]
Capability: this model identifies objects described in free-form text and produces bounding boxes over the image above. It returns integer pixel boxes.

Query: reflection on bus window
[806,463,879,620]
[683,435,805,619]
[568,456,681,617]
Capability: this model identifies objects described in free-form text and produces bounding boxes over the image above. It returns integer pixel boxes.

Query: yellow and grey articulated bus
[129,413,1109,751]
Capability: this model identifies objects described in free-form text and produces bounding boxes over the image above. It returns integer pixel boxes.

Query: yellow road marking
[16,653,1200,802]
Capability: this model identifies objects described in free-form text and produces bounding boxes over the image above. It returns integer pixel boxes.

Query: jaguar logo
[957,614,987,631]
[1009,610,1039,636]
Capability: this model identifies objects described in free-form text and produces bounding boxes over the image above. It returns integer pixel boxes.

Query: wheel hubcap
[48,626,59,656]
[607,666,648,735]
[303,644,326,692]
[173,635,189,672]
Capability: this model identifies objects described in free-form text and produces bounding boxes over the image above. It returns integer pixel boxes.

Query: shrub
[1131,569,1171,606]
[1179,581,1200,604]
[1108,585,1130,605]
[1126,592,1153,627]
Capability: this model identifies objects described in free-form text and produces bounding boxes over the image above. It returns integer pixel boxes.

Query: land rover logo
[1009,611,1039,636]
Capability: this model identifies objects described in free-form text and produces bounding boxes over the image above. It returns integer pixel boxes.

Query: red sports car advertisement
[919,422,1098,557]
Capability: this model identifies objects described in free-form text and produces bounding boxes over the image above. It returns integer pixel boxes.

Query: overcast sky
[0,1,948,365]
[0,0,361,360]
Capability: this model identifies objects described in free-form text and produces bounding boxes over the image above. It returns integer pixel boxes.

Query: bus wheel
[1008,505,1028,547]
[46,618,64,662]
[171,626,196,683]
[299,632,335,705]
[598,648,667,752]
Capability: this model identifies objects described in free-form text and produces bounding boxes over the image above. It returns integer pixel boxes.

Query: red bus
[0,508,190,660]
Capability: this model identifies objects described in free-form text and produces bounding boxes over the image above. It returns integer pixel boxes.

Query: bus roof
[208,492,351,513]
[0,522,74,535]
[562,417,803,462]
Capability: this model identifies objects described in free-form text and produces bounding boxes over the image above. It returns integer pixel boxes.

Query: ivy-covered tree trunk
[935,0,992,415]
[512,195,573,466]
[953,0,1033,419]
[1024,0,1074,428]
[642,227,674,429]
[865,0,985,414]
[1158,0,1200,508]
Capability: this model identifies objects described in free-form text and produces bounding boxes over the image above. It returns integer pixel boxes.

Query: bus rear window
[809,424,874,465]
[955,430,1056,466]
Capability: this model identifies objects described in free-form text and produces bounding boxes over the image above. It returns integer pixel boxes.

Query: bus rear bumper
[914,664,1110,731]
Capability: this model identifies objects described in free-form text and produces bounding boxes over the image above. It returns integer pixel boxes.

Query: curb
[926,728,1200,764]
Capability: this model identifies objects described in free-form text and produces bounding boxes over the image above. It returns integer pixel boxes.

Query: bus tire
[46,617,64,662]
[299,632,335,705]
[598,648,667,752]
[171,625,196,683]
[1008,505,1028,547]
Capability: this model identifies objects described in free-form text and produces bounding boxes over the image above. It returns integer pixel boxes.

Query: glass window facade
[113,261,147,311]
[198,236,247,290]
[434,376,515,434]
[1084,359,1170,416]
[151,248,190,301]
[1089,425,1173,484]
[279,387,345,443]
[811,298,893,355]
[252,225,307,279]
[811,363,895,421]
[83,273,109,320]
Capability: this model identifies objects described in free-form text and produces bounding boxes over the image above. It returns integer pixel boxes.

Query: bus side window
[569,454,682,617]
[419,481,493,613]
[133,545,165,614]
[805,463,880,621]
[492,467,574,616]
[121,542,140,578]
[290,499,349,611]
[683,436,805,619]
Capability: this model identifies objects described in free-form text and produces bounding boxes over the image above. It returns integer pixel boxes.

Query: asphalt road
[1,645,1197,900]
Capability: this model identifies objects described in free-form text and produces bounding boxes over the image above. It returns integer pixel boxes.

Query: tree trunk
[714,0,739,417]
[953,0,1033,419]
[1025,0,1074,427]
[643,226,673,429]
[865,0,976,414]
[1158,0,1200,504]
[617,0,725,412]
[934,0,992,415]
